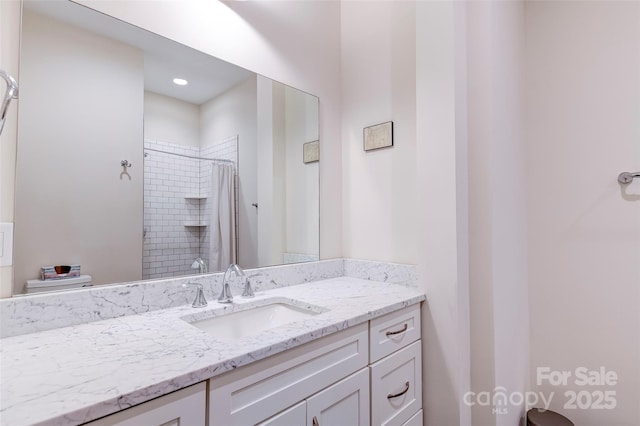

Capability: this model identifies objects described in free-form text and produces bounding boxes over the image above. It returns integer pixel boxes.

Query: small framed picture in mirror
[303,140,319,163]
[363,121,393,151]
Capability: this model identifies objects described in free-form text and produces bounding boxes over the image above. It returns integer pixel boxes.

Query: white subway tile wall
[143,137,238,279]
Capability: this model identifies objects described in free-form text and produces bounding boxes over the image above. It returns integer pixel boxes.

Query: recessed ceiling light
[173,78,188,86]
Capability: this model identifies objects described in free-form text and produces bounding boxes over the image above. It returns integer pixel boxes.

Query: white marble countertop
[0,277,425,426]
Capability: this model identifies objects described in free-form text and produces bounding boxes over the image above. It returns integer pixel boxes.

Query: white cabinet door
[306,368,369,426]
[258,401,306,426]
[83,382,206,426]
[402,409,423,426]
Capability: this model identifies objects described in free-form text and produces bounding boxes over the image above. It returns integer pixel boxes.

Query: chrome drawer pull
[387,381,410,399]
[312,415,319,426]
[385,323,408,337]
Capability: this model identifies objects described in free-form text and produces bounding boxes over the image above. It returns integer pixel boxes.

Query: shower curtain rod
[144,147,235,163]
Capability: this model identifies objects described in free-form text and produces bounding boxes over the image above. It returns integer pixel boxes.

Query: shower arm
[0,69,19,137]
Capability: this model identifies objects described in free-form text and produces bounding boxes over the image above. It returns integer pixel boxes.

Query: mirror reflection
[13,0,319,295]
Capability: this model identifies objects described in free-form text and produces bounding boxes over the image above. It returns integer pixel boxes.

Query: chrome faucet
[243,273,265,298]
[218,264,245,303]
[191,258,208,274]
[183,282,208,308]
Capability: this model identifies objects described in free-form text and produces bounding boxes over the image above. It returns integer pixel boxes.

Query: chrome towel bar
[618,172,640,184]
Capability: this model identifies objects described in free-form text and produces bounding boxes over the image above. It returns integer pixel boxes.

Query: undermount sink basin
[185,302,320,341]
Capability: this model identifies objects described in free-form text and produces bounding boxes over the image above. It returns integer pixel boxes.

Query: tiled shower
[143,137,238,279]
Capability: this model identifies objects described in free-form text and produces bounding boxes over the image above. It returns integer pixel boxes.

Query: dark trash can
[527,408,574,426]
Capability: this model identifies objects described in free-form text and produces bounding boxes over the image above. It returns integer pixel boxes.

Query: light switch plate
[0,223,14,267]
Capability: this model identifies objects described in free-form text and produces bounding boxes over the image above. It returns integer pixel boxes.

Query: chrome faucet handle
[183,282,208,308]
[242,273,265,298]
[218,264,245,304]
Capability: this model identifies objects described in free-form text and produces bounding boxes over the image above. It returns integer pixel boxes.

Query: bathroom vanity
[86,305,422,426]
[0,260,425,426]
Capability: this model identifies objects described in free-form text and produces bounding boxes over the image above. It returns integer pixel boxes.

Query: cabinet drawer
[209,323,368,426]
[370,340,422,426]
[83,382,206,426]
[402,409,423,426]
[370,304,421,363]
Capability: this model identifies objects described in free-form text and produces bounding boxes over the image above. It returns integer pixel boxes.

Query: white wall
[271,83,286,265]
[344,3,529,426]
[201,76,258,268]
[340,0,417,265]
[466,4,495,424]
[341,2,473,425]
[256,80,320,267]
[144,91,200,147]
[13,10,144,292]
[256,76,276,267]
[256,79,287,267]
[467,2,529,425]
[341,3,469,425]
[489,5,529,424]
[284,86,319,258]
[416,2,472,425]
[525,2,640,425]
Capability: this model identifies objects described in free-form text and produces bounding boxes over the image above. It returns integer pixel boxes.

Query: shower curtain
[208,163,236,271]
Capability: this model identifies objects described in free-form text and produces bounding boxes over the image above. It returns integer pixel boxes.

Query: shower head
[0,69,19,137]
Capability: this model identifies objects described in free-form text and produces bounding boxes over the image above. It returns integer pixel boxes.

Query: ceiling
[24,0,254,105]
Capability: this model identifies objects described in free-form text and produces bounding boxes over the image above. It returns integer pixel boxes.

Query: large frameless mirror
[12,0,319,295]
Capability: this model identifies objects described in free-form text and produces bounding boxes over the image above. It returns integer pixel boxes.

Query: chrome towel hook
[618,172,640,184]
[0,69,19,137]
[121,160,132,168]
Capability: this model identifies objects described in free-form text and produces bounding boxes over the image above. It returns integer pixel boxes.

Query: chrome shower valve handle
[243,273,265,298]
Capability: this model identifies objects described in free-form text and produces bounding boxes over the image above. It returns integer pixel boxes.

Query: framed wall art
[303,140,319,163]
[363,121,393,151]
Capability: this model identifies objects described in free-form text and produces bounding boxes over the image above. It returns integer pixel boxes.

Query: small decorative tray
[40,265,81,280]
